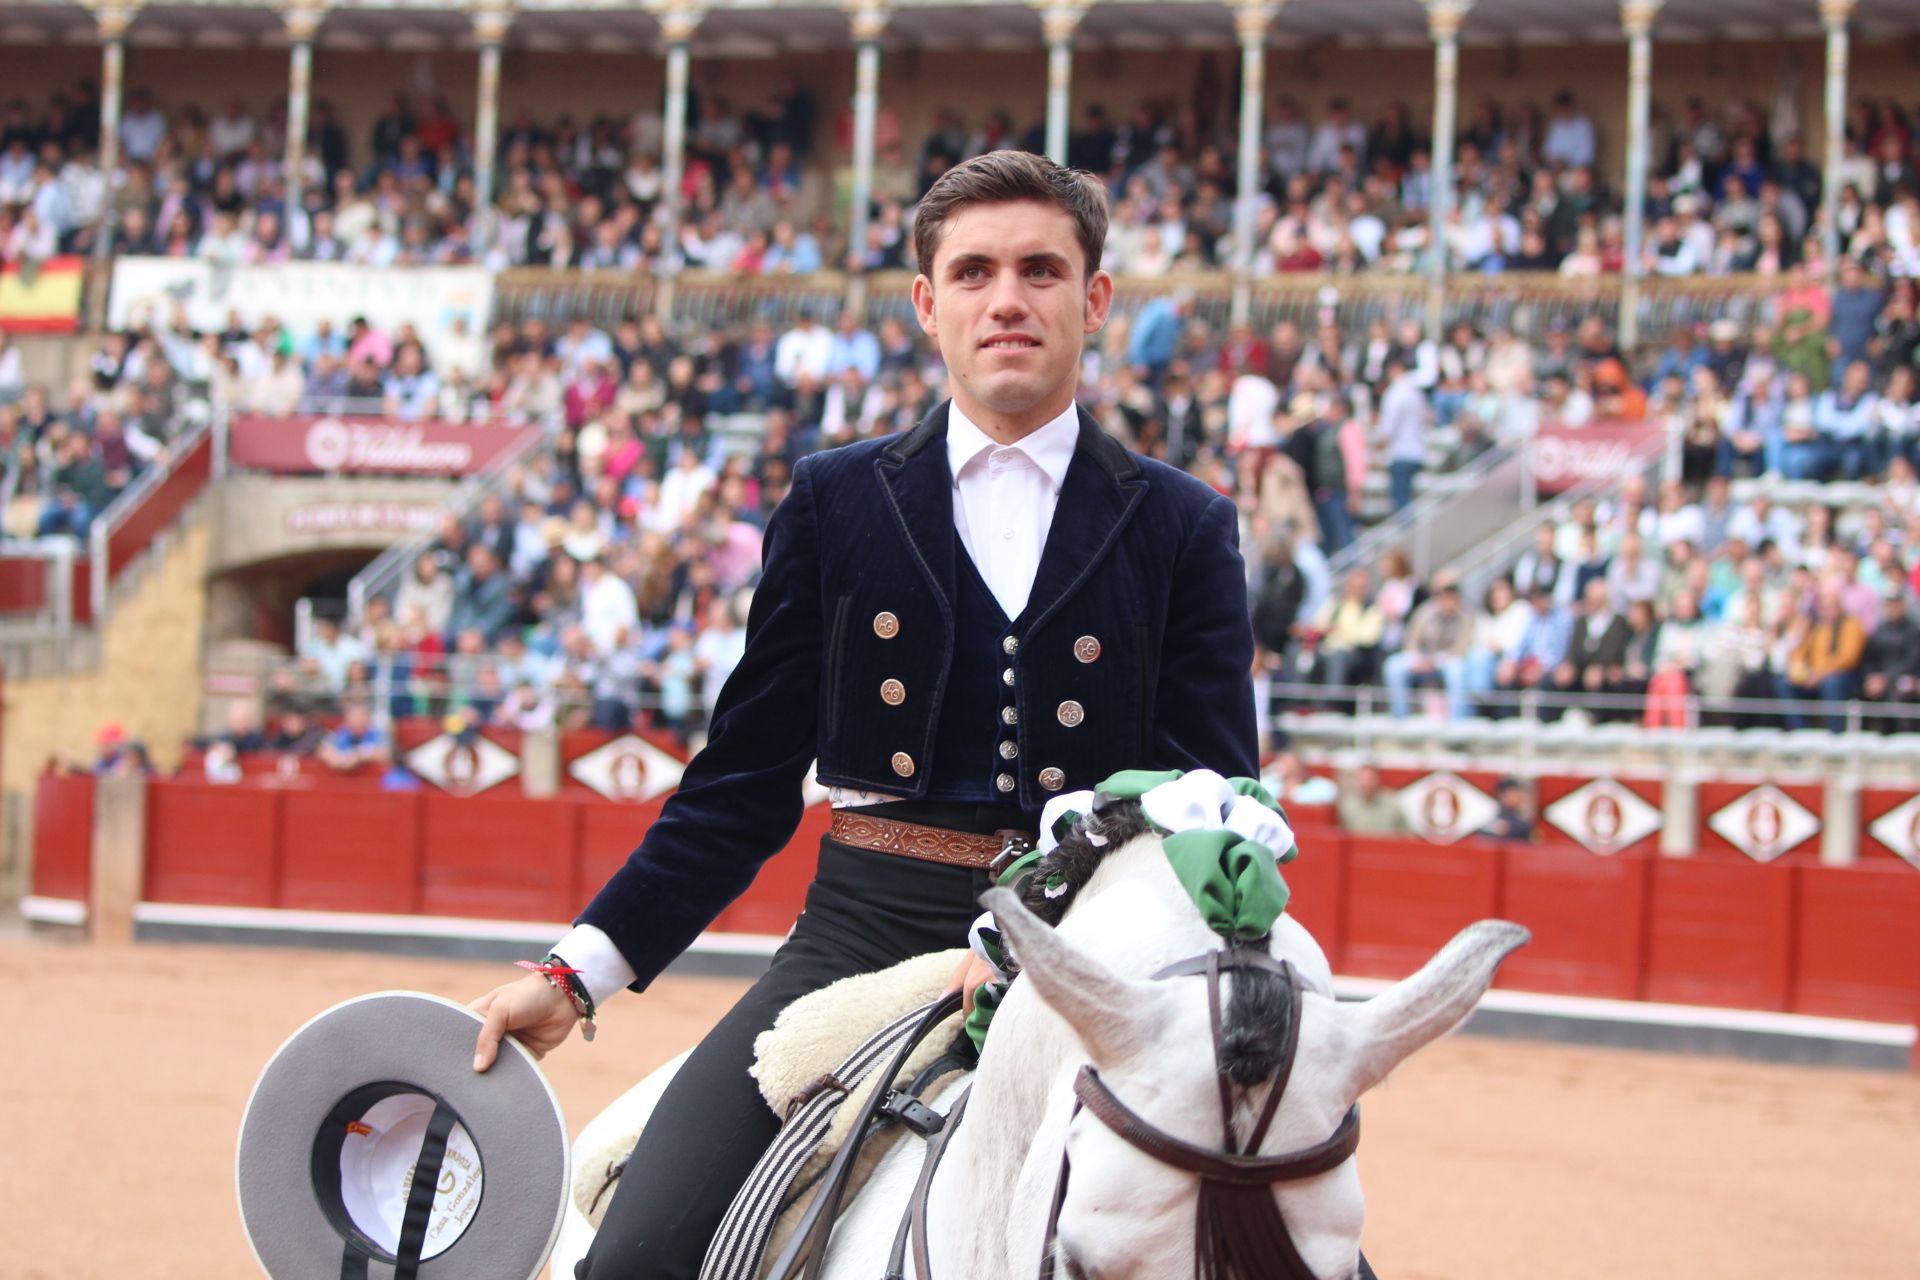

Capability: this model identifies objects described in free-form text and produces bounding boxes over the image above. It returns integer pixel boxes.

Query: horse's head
[986,886,1527,1280]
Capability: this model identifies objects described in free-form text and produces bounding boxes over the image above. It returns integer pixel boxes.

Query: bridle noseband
[1036,947,1362,1280]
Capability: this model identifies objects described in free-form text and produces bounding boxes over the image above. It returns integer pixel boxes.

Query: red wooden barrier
[1642,858,1794,1009]
[278,789,423,914]
[144,782,282,907]
[575,796,672,916]
[31,773,94,902]
[1283,825,1346,970]
[1497,846,1652,999]
[1858,789,1920,867]
[1693,781,1827,866]
[1341,836,1502,979]
[418,792,580,921]
[1791,865,1920,1024]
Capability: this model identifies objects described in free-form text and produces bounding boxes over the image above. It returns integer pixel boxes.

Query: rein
[906,945,1361,1280]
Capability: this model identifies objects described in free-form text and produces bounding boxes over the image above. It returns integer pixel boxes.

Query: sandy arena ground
[1,935,1915,1279]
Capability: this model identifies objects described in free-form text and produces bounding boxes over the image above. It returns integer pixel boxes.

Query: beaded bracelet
[516,957,598,1042]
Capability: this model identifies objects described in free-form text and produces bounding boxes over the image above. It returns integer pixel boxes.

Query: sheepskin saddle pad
[573,948,967,1256]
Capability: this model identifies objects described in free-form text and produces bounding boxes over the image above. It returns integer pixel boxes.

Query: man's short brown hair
[913,150,1109,281]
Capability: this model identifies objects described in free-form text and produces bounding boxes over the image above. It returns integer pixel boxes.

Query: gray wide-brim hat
[237,992,569,1280]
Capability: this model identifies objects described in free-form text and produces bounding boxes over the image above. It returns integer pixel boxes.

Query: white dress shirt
[555,402,1080,1004]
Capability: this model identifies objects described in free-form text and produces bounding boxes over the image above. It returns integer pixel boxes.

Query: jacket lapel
[1016,407,1149,632]
[876,401,957,613]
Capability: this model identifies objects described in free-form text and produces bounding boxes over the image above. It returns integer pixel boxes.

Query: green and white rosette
[964,769,1297,1051]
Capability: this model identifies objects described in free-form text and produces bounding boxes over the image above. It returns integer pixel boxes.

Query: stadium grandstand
[4,0,1920,1060]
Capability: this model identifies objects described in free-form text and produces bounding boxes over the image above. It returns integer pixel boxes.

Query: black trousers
[577,838,993,1280]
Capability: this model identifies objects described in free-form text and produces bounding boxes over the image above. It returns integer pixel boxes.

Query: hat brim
[237,992,568,1279]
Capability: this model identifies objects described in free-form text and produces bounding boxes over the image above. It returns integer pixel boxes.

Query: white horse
[555,809,1526,1280]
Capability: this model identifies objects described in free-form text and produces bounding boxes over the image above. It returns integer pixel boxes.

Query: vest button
[1001,706,1019,726]
[999,739,1019,760]
[995,772,1016,793]
[1002,635,1020,656]
[1073,635,1101,663]
[891,752,915,778]
[1002,668,1016,687]
[880,678,906,706]
[873,612,900,639]
[1056,700,1085,728]
[1038,767,1066,791]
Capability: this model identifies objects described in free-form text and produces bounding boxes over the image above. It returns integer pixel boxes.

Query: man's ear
[1084,269,1114,336]
[911,274,938,340]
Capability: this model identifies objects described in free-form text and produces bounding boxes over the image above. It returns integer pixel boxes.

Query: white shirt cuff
[549,924,637,1009]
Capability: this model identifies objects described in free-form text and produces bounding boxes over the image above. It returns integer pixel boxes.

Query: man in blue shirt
[1126,288,1193,391]
[1814,359,1880,480]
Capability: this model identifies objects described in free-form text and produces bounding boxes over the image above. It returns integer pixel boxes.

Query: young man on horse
[469,149,1259,1280]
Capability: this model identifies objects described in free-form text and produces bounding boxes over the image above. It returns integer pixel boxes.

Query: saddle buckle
[878,1089,946,1139]
[989,831,1036,879]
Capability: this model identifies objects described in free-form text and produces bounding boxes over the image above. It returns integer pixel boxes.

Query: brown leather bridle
[902,946,1362,1280]
[1036,947,1361,1280]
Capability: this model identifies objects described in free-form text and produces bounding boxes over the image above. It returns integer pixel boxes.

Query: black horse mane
[1011,797,1293,1089]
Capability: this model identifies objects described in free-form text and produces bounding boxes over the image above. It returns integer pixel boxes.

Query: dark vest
[922,549,1019,807]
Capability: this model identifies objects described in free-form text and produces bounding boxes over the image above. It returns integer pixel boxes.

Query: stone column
[1040,4,1084,166]
[283,7,321,236]
[846,4,889,273]
[92,4,133,271]
[1619,0,1660,351]
[471,5,511,260]
[659,4,701,275]
[1231,2,1275,327]
[1424,1,1469,344]
[1819,0,1855,282]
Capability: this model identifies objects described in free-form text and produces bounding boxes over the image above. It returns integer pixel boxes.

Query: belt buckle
[989,831,1036,879]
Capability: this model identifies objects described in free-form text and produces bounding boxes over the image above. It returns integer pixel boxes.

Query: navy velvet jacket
[578,402,1258,986]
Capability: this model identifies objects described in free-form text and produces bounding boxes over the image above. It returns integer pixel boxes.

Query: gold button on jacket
[879,678,906,706]
[890,752,915,777]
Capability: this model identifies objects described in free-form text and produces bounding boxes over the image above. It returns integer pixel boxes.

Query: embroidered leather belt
[828,810,1029,870]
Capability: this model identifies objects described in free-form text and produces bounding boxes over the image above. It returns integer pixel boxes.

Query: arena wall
[5,511,210,866]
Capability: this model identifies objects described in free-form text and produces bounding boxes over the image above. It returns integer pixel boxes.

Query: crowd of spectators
[1266,468,1920,732]
[6,75,1920,287]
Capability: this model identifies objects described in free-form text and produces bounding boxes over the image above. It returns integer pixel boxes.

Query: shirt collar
[946,400,1080,492]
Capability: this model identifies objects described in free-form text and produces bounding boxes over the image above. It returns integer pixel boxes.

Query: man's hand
[470,973,580,1071]
[945,951,998,1017]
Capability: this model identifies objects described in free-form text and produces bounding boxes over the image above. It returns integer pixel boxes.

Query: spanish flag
[0,255,85,334]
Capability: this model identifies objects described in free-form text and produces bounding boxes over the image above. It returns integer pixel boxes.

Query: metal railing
[85,414,217,622]
[1263,678,1918,771]
[1449,432,1670,603]
[343,424,552,623]
[485,268,1790,348]
[1326,442,1521,583]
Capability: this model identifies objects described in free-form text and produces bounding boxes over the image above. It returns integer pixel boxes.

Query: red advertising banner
[1530,420,1665,495]
[226,414,533,477]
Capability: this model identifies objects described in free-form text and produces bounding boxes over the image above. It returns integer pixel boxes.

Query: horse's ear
[1332,919,1528,1102]
[982,887,1171,1066]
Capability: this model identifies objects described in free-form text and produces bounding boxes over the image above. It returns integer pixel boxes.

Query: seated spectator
[1644,588,1707,727]
[266,700,323,756]
[446,544,514,644]
[1778,584,1866,731]
[1545,580,1630,721]
[1860,587,1918,733]
[1305,567,1385,696]
[1698,592,1777,727]
[1383,572,1473,719]
[1476,778,1535,843]
[1813,359,1879,481]
[1266,751,1338,807]
[1606,599,1663,722]
[1463,578,1530,717]
[319,701,390,772]
[1491,583,1571,718]
[1336,764,1407,834]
